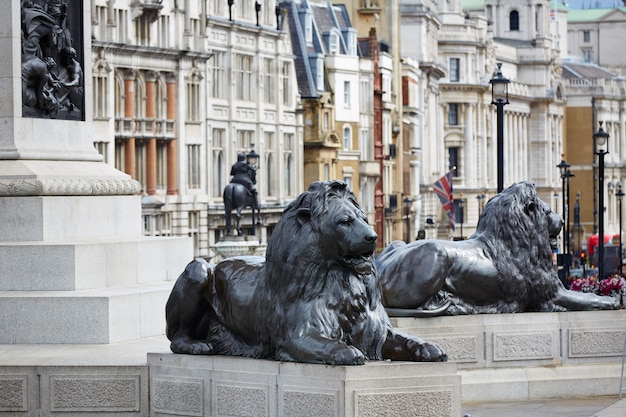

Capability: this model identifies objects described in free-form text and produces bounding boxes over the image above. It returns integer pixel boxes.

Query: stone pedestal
[148,353,461,417]
[0,2,191,344]
[212,235,266,260]
[391,310,626,402]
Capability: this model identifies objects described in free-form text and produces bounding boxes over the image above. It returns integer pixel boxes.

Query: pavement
[462,396,626,417]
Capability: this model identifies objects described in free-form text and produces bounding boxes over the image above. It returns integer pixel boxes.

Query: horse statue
[223,183,259,236]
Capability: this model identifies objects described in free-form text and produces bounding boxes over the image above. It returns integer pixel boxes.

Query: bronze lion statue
[166,180,447,365]
[377,181,619,315]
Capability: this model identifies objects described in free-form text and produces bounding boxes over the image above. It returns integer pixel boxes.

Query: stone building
[90,0,301,257]
[562,5,626,261]
[398,0,566,241]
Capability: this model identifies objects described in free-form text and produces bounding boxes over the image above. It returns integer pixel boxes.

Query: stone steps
[0,281,175,344]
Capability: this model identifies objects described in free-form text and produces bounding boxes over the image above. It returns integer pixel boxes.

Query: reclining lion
[376,182,619,315]
[166,180,447,364]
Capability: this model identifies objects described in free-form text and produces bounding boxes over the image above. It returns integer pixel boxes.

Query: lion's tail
[384,297,452,317]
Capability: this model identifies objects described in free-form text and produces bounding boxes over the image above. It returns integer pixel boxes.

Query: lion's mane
[469,181,561,310]
[263,180,386,360]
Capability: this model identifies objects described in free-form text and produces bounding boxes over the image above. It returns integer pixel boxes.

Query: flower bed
[569,274,626,298]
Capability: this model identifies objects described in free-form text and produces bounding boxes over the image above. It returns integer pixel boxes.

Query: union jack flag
[433,171,455,230]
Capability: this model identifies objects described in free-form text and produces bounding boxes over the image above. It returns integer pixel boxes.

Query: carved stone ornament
[0,178,141,196]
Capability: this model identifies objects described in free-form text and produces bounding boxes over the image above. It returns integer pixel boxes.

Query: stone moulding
[0,178,142,196]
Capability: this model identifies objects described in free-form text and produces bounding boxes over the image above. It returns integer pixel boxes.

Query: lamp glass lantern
[557,158,570,178]
[490,63,510,105]
[593,121,609,155]
[246,148,260,167]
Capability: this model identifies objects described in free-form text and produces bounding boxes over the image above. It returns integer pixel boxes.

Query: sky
[566,0,623,9]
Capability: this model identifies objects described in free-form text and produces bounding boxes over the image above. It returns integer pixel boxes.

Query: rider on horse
[230,153,259,208]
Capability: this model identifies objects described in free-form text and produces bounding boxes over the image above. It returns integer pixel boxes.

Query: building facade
[91,0,301,258]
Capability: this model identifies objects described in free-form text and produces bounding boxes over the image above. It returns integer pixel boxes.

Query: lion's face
[318,194,378,275]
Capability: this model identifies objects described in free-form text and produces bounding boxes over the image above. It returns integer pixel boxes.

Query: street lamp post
[557,157,570,258]
[403,197,413,243]
[616,182,624,275]
[594,122,609,279]
[565,169,574,257]
[476,193,486,218]
[490,63,510,193]
[458,197,465,240]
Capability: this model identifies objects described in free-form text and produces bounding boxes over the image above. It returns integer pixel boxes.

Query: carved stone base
[391,310,626,402]
[148,353,461,417]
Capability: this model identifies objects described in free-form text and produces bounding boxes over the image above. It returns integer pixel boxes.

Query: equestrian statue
[223,153,260,236]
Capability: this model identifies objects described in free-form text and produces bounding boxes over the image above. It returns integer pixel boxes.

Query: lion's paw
[407,339,448,362]
[170,339,215,355]
[331,345,366,366]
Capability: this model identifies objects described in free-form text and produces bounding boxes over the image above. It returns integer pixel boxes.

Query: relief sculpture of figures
[376,181,620,316]
[166,181,447,365]
[21,0,83,119]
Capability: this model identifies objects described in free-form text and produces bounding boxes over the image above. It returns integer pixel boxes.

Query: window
[188,211,200,257]
[448,104,459,126]
[135,140,147,188]
[235,54,254,101]
[509,11,519,31]
[360,128,370,161]
[344,81,351,107]
[212,129,226,197]
[93,74,108,119]
[186,78,200,122]
[343,126,352,150]
[315,57,324,92]
[328,32,339,54]
[281,61,292,106]
[135,15,151,46]
[263,58,275,104]
[266,153,274,196]
[304,10,312,44]
[285,153,293,196]
[187,144,201,189]
[583,31,590,43]
[583,49,591,63]
[210,51,226,98]
[284,133,294,196]
[360,79,373,113]
[344,29,357,56]
[448,147,460,177]
[157,141,167,190]
[237,130,254,151]
[449,58,460,82]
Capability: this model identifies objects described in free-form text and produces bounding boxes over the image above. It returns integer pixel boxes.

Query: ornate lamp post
[476,193,486,218]
[594,122,609,279]
[557,157,570,256]
[616,182,624,275]
[228,0,234,21]
[255,0,261,26]
[490,63,510,193]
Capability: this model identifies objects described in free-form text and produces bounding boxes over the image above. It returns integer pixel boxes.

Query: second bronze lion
[377,182,619,315]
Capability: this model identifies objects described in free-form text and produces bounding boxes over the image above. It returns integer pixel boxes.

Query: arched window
[509,10,520,31]
[343,126,352,150]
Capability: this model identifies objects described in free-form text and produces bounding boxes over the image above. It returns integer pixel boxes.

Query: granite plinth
[391,310,626,402]
[148,353,461,417]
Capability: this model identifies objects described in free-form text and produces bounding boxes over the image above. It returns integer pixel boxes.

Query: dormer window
[342,28,357,56]
[328,32,339,54]
[302,9,313,44]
